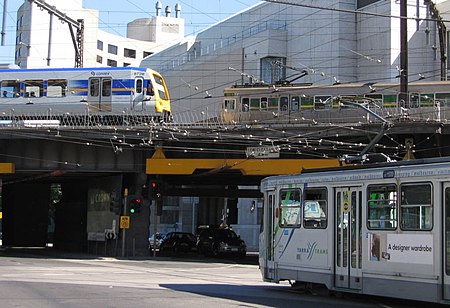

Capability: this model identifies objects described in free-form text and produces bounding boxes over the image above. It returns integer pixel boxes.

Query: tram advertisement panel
[368,233,433,264]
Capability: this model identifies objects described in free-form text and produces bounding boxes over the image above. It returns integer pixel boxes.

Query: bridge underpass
[0,120,449,255]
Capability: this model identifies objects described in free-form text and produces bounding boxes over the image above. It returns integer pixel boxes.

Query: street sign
[120,216,130,229]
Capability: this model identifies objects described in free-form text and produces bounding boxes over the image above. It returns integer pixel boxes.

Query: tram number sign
[120,216,130,229]
[343,202,350,212]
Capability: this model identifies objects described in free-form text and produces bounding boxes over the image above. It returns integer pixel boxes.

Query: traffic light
[149,180,163,200]
[129,197,142,214]
[110,199,121,215]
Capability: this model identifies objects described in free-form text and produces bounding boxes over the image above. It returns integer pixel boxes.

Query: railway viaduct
[0,119,448,256]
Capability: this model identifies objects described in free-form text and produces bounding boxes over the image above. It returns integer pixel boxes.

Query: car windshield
[214,229,238,240]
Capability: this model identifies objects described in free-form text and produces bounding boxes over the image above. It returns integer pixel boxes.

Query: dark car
[197,228,246,258]
[159,232,197,254]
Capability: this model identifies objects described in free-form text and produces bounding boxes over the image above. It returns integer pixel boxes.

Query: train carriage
[0,67,171,124]
[222,81,450,124]
[259,157,450,304]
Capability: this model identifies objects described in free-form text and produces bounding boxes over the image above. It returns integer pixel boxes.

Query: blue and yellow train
[0,67,171,123]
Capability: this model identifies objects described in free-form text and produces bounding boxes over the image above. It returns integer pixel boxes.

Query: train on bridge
[221,80,450,125]
[0,66,171,125]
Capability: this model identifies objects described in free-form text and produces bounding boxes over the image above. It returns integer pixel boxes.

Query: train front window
[303,188,327,229]
[47,79,67,97]
[279,188,301,228]
[367,184,397,230]
[400,183,432,231]
[1,80,20,98]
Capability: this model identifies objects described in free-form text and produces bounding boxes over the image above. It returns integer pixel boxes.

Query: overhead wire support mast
[27,0,84,67]
[338,97,392,164]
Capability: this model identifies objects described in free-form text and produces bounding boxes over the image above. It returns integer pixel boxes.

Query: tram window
[301,96,314,109]
[303,188,327,229]
[47,79,67,97]
[242,98,249,112]
[420,94,434,107]
[1,80,20,98]
[367,185,397,230]
[314,95,331,110]
[436,93,450,107]
[279,188,301,228]
[400,183,432,231]
[223,99,236,110]
[102,79,111,97]
[291,96,299,110]
[383,94,397,108]
[24,80,43,97]
[268,97,278,109]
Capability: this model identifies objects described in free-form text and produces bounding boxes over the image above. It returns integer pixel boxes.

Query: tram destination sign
[246,146,279,158]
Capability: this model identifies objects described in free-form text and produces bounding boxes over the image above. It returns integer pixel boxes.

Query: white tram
[259,157,450,304]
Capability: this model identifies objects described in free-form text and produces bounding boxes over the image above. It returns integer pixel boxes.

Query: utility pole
[122,188,128,257]
[1,0,7,46]
[399,0,408,108]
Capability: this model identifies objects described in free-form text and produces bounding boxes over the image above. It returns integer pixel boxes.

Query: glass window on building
[124,48,136,59]
[97,40,103,51]
[107,59,117,67]
[143,51,153,58]
[260,56,286,84]
[108,44,118,55]
[96,55,103,64]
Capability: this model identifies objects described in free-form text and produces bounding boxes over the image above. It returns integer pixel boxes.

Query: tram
[259,157,450,304]
[0,66,171,123]
[222,81,450,124]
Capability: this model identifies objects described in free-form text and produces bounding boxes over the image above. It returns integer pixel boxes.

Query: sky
[0,0,261,64]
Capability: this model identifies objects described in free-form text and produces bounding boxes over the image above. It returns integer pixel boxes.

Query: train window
[24,80,43,97]
[158,89,167,100]
[223,99,236,110]
[420,94,434,107]
[436,93,450,107]
[261,97,268,109]
[250,98,260,110]
[280,96,288,111]
[136,79,143,94]
[279,188,301,228]
[242,98,249,112]
[367,184,397,230]
[153,75,164,86]
[290,96,299,110]
[400,183,432,231]
[90,78,99,96]
[102,79,111,97]
[409,93,420,108]
[47,79,67,97]
[303,188,327,229]
[1,80,20,98]
[268,97,278,109]
[146,81,154,96]
[365,94,383,107]
[301,96,313,109]
[314,96,331,110]
[383,94,397,107]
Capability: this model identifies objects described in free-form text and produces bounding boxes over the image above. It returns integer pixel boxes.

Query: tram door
[263,191,276,281]
[443,183,450,299]
[88,77,112,112]
[335,187,362,290]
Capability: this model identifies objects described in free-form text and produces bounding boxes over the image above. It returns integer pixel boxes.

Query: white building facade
[14,0,184,68]
[141,0,447,122]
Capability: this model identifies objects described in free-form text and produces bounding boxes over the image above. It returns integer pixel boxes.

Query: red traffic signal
[129,197,142,214]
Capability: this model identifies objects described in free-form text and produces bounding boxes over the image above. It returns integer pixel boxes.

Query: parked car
[197,227,246,258]
[148,232,166,250]
[159,232,197,254]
